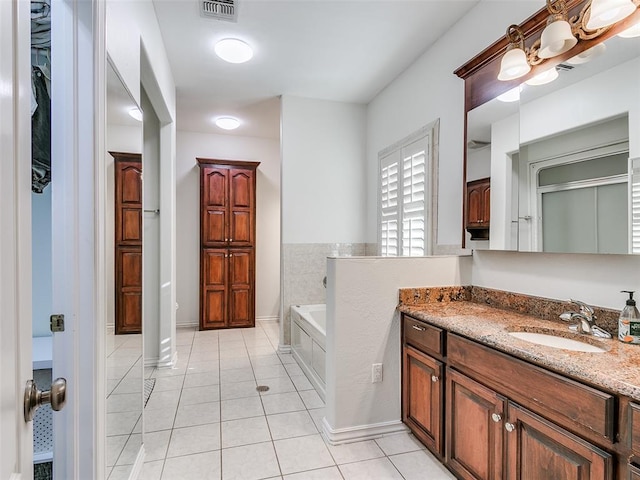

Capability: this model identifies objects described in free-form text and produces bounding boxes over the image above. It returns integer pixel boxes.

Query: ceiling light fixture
[128,107,143,122]
[618,20,640,37]
[586,0,636,30]
[498,25,531,81]
[215,116,241,130]
[214,38,253,64]
[538,0,577,58]
[525,67,559,86]
[566,42,607,64]
[497,85,523,103]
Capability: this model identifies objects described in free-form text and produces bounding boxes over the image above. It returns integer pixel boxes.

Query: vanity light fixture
[215,116,241,130]
[586,0,636,30]
[618,20,640,37]
[498,25,531,81]
[525,67,559,85]
[128,107,142,122]
[566,42,607,64]
[539,0,578,58]
[497,85,523,102]
[214,38,253,64]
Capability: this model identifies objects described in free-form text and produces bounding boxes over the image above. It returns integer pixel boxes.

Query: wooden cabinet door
[403,345,444,456]
[228,168,254,245]
[202,167,229,245]
[506,404,612,480]
[201,249,227,329]
[228,248,254,328]
[447,368,506,480]
[467,184,484,226]
[481,183,491,225]
[113,153,142,335]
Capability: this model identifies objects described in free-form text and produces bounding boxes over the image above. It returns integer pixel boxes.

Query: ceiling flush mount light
[586,0,636,30]
[539,0,577,58]
[618,20,640,37]
[525,67,559,86]
[566,42,607,64]
[497,85,523,103]
[128,107,142,122]
[215,116,240,130]
[498,25,531,81]
[214,38,253,64]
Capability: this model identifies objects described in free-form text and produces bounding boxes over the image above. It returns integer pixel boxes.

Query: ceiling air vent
[201,0,237,22]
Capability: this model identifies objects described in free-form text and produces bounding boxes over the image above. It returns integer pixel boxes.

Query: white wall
[324,255,472,442]
[176,130,281,324]
[32,188,52,338]
[281,95,367,244]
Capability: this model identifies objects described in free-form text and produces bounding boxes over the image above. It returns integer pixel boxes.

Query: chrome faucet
[560,299,611,339]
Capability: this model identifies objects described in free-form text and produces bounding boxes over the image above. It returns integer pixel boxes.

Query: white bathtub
[290,304,326,400]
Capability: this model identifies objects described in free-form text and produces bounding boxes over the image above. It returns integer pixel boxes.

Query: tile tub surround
[399,285,620,335]
[281,243,366,348]
[398,296,640,400]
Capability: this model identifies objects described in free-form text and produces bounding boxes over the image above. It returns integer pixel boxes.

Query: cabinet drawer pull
[505,422,516,432]
[411,324,426,332]
[431,375,439,383]
[491,413,502,423]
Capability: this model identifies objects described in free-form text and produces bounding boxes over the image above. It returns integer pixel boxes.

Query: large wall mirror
[106,58,144,479]
[459,0,640,254]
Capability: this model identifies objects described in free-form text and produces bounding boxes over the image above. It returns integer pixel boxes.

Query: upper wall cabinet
[456,0,640,254]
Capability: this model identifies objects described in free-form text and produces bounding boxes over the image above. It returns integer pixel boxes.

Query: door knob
[491,413,502,423]
[24,378,67,422]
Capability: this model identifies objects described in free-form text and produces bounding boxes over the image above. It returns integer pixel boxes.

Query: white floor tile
[106,435,128,466]
[143,430,172,462]
[220,356,252,370]
[183,371,220,388]
[115,434,143,466]
[174,401,221,428]
[374,432,425,456]
[221,416,272,448]
[161,451,221,480]
[108,465,137,480]
[274,434,335,475]
[298,389,324,409]
[108,393,143,413]
[248,346,277,357]
[220,395,264,421]
[107,411,141,436]
[185,360,220,374]
[257,376,296,396]
[179,384,221,406]
[289,375,314,391]
[278,354,297,365]
[222,441,281,480]
[338,457,403,480]
[284,364,305,376]
[253,365,289,380]
[220,367,255,384]
[145,390,181,411]
[261,392,306,415]
[250,354,284,367]
[283,466,343,480]
[138,407,177,432]
[220,380,259,401]
[389,450,456,479]
[307,408,325,433]
[327,440,385,465]
[167,423,221,458]
[139,460,164,480]
[153,376,185,392]
[267,411,318,440]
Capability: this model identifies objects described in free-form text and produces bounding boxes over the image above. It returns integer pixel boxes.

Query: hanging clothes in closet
[31,0,51,194]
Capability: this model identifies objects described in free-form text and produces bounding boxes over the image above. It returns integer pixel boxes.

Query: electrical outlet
[372,363,383,383]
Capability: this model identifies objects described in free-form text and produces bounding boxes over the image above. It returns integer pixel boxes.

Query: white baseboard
[128,445,145,480]
[156,350,178,369]
[144,356,159,368]
[257,316,279,323]
[177,321,198,328]
[322,417,409,445]
[277,344,292,354]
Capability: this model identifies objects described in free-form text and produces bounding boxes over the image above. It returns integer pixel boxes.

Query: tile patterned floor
[108,320,455,480]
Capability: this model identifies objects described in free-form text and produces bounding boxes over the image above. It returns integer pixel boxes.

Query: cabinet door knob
[431,375,439,383]
[229,238,233,242]
[505,422,516,432]
[491,413,502,423]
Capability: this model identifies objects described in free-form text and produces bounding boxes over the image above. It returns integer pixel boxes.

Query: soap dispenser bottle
[619,291,640,344]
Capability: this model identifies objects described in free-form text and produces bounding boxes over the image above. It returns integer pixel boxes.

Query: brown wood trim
[197,157,261,169]
[109,151,142,163]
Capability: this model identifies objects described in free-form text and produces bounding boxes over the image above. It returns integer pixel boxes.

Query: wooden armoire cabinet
[465,177,490,240]
[197,158,260,330]
[112,152,143,335]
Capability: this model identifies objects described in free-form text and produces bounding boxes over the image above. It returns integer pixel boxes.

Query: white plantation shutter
[380,151,400,256]
[379,135,428,256]
[631,157,640,254]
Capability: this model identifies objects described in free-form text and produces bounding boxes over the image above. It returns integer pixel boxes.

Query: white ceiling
[152,0,480,139]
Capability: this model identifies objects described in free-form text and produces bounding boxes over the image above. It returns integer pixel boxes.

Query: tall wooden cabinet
[465,177,490,241]
[112,152,143,335]
[197,158,260,330]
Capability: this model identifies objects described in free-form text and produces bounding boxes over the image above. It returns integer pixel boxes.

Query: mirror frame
[454,0,640,248]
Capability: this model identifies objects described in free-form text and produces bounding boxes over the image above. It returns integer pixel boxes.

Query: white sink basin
[508,332,607,353]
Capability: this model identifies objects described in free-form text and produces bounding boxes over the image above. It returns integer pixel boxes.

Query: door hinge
[50,314,65,332]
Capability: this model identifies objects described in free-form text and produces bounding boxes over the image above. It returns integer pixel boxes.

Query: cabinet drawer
[403,315,444,357]
[630,403,640,456]
[448,334,616,441]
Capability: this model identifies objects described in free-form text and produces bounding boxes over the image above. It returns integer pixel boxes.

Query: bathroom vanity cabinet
[197,158,260,330]
[401,313,627,480]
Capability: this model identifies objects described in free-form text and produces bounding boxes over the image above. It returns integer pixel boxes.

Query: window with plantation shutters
[379,133,430,257]
[631,157,640,254]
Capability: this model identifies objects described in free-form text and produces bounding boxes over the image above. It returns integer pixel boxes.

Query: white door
[1,0,105,478]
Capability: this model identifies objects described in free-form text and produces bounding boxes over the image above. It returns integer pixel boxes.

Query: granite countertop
[399,300,640,401]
